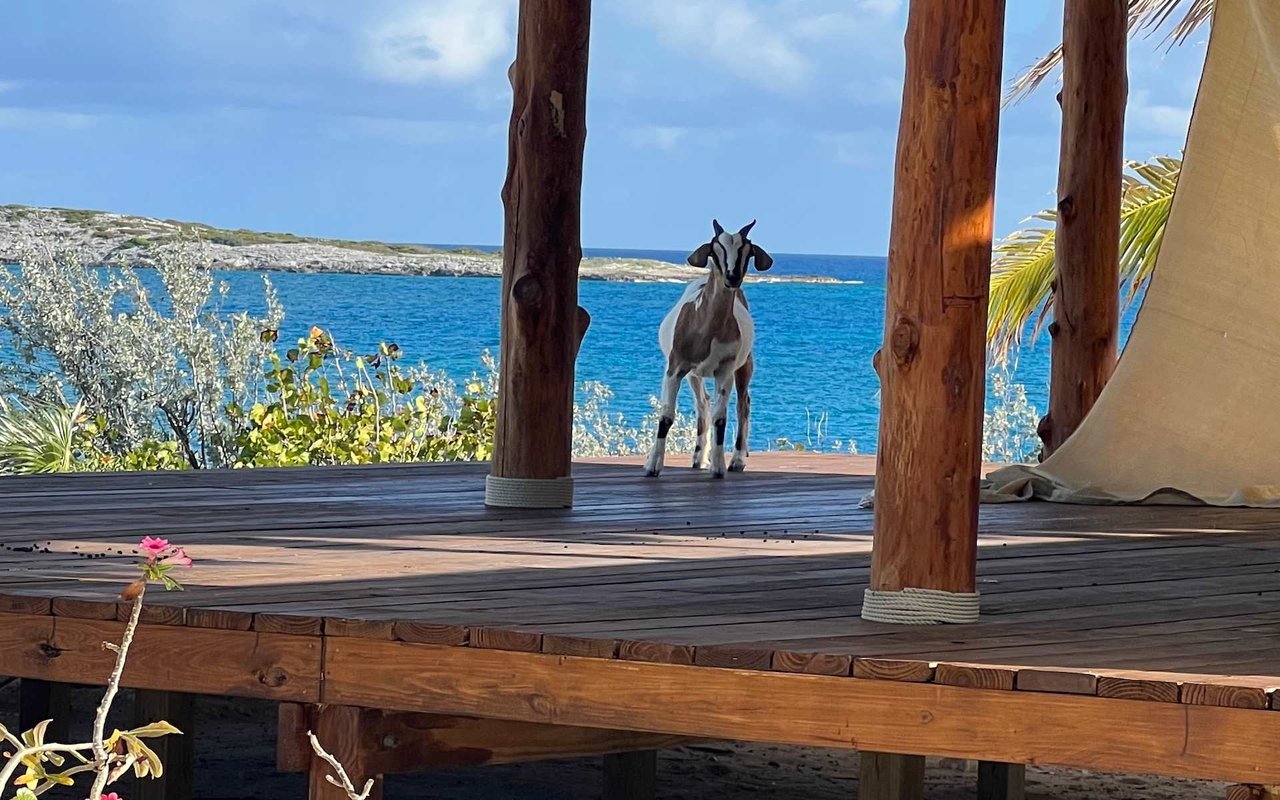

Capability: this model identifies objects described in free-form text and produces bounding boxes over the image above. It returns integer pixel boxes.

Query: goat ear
[750,244,773,271]
[688,242,713,268]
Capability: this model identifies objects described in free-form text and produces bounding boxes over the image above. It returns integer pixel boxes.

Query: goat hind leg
[645,367,685,477]
[730,358,753,472]
[689,376,710,469]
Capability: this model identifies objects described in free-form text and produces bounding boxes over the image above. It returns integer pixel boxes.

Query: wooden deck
[3,454,1280,786]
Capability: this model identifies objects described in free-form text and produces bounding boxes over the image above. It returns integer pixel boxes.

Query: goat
[644,219,773,479]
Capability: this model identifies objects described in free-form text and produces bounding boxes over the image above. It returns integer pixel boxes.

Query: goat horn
[739,220,756,237]
[712,219,724,236]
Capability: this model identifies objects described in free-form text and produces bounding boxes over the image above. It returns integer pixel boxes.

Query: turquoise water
[206,248,1138,453]
[5,248,1137,452]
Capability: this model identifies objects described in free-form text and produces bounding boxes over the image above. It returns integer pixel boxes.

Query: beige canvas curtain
[983,0,1280,507]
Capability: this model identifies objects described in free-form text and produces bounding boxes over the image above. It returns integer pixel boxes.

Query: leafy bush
[229,330,496,467]
[0,239,282,467]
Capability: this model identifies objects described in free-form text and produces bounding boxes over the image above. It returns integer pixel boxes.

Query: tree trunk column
[863,0,1006,625]
[1043,0,1127,455]
[486,0,592,509]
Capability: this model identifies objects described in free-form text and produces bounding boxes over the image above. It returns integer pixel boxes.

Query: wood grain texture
[279,708,686,774]
[694,645,773,671]
[471,627,543,652]
[870,0,1006,596]
[0,613,319,701]
[323,639,1280,785]
[859,752,924,800]
[543,634,618,659]
[854,659,935,683]
[1183,682,1270,710]
[490,0,591,486]
[617,640,695,666]
[1227,786,1280,800]
[771,651,852,677]
[936,663,1016,691]
[309,704,383,800]
[394,621,469,646]
[1097,674,1181,703]
[1015,669,1097,696]
[1045,0,1127,454]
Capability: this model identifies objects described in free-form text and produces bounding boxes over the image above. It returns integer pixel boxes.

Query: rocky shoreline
[0,206,851,285]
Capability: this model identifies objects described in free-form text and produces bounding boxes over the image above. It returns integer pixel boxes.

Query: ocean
[201,248,1139,454]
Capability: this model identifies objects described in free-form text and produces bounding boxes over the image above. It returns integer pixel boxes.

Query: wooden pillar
[1042,0,1127,455]
[859,752,924,800]
[978,761,1026,800]
[863,0,1006,624]
[308,705,383,800]
[486,0,592,509]
[18,679,70,742]
[603,750,657,800]
[130,690,195,800]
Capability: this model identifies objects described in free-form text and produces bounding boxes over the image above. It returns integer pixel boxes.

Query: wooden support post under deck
[130,690,195,800]
[308,705,384,800]
[864,0,1006,624]
[18,679,70,742]
[859,752,924,800]
[1043,0,1127,455]
[603,750,657,800]
[486,0,592,509]
[978,761,1026,800]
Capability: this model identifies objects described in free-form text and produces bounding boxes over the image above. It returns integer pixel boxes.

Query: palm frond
[1006,0,1214,105]
[986,156,1182,362]
[0,398,84,475]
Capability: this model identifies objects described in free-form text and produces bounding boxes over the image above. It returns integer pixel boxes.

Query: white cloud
[0,81,20,94]
[0,107,97,131]
[363,0,514,84]
[1127,88,1192,138]
[625,0,811,92]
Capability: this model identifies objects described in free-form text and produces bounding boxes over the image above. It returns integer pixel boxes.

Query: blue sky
[0,1,1206,255]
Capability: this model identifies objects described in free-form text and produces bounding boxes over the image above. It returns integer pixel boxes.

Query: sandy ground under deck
[0,683,1227,799]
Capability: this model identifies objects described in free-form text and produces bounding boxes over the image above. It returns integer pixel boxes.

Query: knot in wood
[1057,194,1076,221]
[381,733,401,750]
[942,362,967,400]
[889,317,920,365]
[549,90,566,138]
[1048,320,1061,337]
[257,666,289,687]
[38,641,62,659]
[512,274,544,311]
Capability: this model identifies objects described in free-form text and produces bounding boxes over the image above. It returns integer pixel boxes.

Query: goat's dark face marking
[687,219,773,290]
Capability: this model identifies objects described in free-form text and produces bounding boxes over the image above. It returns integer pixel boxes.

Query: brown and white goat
[644,219,773,479]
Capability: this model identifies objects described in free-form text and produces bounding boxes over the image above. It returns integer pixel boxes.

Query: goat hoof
[710,469,726,480]
[644,468,661,478]
[729,460,746,473]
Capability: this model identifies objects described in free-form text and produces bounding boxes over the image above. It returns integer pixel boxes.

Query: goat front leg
[709,370,733,479]
[730,356,753,472]
[644,365,686,477]
[689,376,710,469]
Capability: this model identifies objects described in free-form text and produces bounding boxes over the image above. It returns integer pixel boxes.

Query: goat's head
[687,219,773,289]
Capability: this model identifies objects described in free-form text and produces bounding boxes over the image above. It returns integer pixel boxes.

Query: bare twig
[306,730,375,800]
[87,587,145,800]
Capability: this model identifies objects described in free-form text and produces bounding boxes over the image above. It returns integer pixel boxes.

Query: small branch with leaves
[0,536,194,800]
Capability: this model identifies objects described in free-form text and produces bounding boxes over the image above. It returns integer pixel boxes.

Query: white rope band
[861,587,980,625]
[484,475,575,509]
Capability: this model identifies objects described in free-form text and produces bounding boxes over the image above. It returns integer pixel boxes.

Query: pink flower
[161,547,193,568]
[102,793,123,800]
[139,536,170,561]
